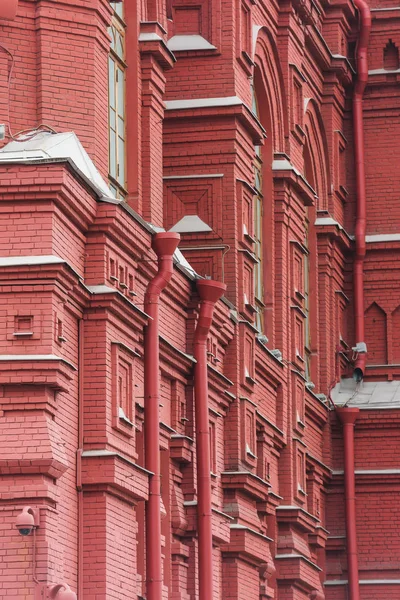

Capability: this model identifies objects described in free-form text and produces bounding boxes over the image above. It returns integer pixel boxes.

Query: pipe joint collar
[196,279,226,303]
[152,232,180,258]
[336,407,360,425]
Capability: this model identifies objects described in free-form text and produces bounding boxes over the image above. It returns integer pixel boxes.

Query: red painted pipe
[144,231,180,600]
[0,0,18,20]
[336,407,360,600]
[353,0,371,379]
[193,278,226,600]
[77,319,84,600]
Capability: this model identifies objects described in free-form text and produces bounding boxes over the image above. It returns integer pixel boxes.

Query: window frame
[108,4,127,197]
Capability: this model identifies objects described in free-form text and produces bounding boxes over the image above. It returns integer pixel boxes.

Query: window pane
[116,34,124,59]
[108,7,126,188]
[109,58,116,109]
[110,130,117,178]
[118,136,125,185]
[110,108,116,132]
[117,67,124,118]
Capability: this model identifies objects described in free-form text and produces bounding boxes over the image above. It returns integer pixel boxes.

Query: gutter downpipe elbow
[193,279,226,600]
[144,232,180,600]
[336,407,360,600]
[353,0,371,380]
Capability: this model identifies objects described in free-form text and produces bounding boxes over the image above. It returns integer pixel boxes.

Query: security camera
[15,506,39,536]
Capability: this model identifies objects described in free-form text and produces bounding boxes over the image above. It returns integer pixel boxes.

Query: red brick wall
[0,0,399,599]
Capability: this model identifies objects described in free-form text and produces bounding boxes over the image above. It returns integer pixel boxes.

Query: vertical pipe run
[336,407,360,600]
[77,319,84,600]
[193,279,226,600]
[144,232,180,600]
[352,0,371,379]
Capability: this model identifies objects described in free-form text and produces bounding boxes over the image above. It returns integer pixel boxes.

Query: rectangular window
[109,4,126,196]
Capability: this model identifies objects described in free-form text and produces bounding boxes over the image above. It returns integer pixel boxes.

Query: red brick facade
[0,0,399,599]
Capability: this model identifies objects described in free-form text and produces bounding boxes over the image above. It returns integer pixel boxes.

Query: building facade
[0,0,399,599]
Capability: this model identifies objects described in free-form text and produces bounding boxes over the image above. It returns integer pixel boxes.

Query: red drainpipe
[336,407,360,600]
[0,0,18,20]
[353,0,371,380]
[193,278,226,600]
[77,319,84,600]
[144,231,180,600]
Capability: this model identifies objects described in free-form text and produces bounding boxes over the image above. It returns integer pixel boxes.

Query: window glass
[108,3,126,195]
[304,211,311,379]
[252,82,264,327]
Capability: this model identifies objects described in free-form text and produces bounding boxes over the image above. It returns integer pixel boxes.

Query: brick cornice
[81,450,150,503]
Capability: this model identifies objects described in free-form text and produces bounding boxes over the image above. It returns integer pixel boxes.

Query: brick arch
[253,27,287,152]
[365,302,388,365]
[304,99,331,211]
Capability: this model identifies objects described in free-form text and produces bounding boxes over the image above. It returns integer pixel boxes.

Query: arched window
[303,141,316,381]
[109,2,126,197]
[251,65,273,334]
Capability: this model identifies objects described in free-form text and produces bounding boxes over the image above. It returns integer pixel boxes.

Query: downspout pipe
[77,319,84,600]
[193,278,226,600]
[353,0,371,381]
[336,407,360,600]
[144,231,180,600]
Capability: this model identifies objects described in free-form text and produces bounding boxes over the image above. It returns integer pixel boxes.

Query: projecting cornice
[164,96,265,144]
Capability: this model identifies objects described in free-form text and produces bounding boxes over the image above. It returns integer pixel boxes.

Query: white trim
[369,68,400,75]
[272,158,301,174]
[0,354,77,369]
[366,233,400,243]
[371,5,400,9]
[86,285,117,294]
[138,32,162,42]
[252,25,263,56]
[315,217,343,228]
[163,173,224,180]
[0,255,65,267]
[333,469,400,475]
[325,579,400,586]
[165,96,243,111]
[275,553,322,571]
[167,35,216,51]
[81,450,153,474]
[230,523,273,542]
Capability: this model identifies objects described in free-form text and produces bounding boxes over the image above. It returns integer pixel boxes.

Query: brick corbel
[183,501,232,545]
[221,470,271,502]
[81,450,150,503]
[0,356,76,394]
[221,524,274,567]
[276,505,320,534]
[139,22,176,72]
[0,412,69,479]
